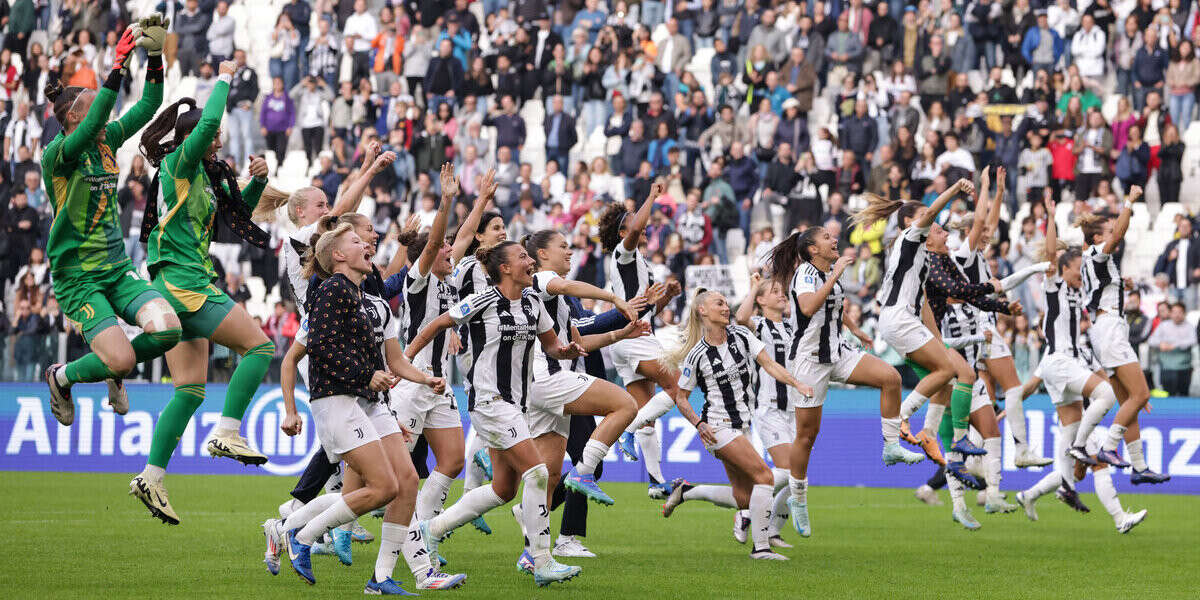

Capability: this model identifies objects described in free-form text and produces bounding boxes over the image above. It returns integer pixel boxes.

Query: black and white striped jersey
[451,255,491,299]
[877,225,931,316]
[529,270,574,377]
[677,325,765,429]
[450,287,553,411]
[752,316,793,410]
[402,264,458,378]
[607,242,654,322]
[285,221,321,318]
[788,262,846,364]
[952,245,994,327]
[1081,246,1124,314]
[941,303,983,366]
[1041,274,1084,358]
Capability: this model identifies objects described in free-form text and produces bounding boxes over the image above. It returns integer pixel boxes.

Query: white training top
[877,224,932,316]
[677,325,765,430]
[1082,245,1124,314]
[789,262,845,364]
[1041,274,1084,359]
[529,270,575,378]
[401,263,458,378]
[751,316,793,411]
[450,287,553,411]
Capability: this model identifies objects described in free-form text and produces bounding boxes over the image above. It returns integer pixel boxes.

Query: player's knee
[439,455,465,478]
[492,480,517,502]
[881,367,902,392]
[243,340,275,358]
[613,393,638,421]
[395,464,419,493]
[374,472,400,505]
[752,465,774,487]
[106,348,137,377]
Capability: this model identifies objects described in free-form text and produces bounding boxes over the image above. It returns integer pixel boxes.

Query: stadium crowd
[1,0,1199,395]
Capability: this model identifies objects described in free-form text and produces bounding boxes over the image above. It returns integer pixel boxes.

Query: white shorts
[703,421,749,454]
[469,397,532,450]
[390,380,462,451]
[610,334,664,385]
[527,370,596,438]
[788,345,865,408]
[980,323,1012,362]
[879,305,935,356]
[1088,312,1138,370]
[971,378,991,412]
[754,405,796,449]
[1037,352,1096,407]
[311,395,400,463]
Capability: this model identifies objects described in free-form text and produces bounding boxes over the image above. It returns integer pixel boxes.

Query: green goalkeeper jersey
[146,79,263,282]
[41,79,163,276]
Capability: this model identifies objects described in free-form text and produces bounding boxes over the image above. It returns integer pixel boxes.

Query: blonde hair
[251,184,293,222]
[282,187,325,225]
[851,194,919,229]
[662,289,719,369]
[1073,213,1108,245]
[301,221,354,280]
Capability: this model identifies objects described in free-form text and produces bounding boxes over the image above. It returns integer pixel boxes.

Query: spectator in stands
[227,49,260,171]
[260,77,296,174]
[344,0,379,83]
[175,0,211,77]
[207,1,236,65]
[1149,302,1196,395]
[544,95,576,173]
[1154,216,1200,308]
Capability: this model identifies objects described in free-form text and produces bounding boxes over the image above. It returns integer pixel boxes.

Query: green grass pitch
[2,472,1198,599]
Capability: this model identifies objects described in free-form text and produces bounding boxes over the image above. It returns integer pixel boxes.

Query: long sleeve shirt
[307,273,382,401]
[1148,318,1196,370]
[925,252,1009,324]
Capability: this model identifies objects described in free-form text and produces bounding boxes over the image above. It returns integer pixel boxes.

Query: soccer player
[596,182,686,498]
[405,241,589,587]
[42,18,181,425]
[659,290,814,560]
[766,226,925,537]
[1074,186,1170,484]
[265,224,463,592]
[130,61,282,523]
[1012,201,1123,520]
[856,181,979,476]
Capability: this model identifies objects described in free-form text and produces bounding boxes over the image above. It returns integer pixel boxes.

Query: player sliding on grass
[43,16,180,425]
[130,60,283,524]
[406,240,589,587]
[660,290,814,561]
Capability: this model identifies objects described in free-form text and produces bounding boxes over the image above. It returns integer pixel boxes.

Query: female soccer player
[659,290,814,561]
[43,18,180,425]
[857,180,978,471]
[1074,186,1169,484]
[405,241,589,587]
[952,168,1052,468]
[597,181,686,498]
[1012,200,1132,523]
[266,224,464,593]
[129,62,275,524]
[766,226,925,537]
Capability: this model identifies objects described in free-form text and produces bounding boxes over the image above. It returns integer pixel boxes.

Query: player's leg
[763,441,792,544]
[557,414,600,557]
[498,439,580,585]
[207,300,275,464]
[969,400,1015,513]
[561,378,636,504]
[1070,372,1127,467]
[45,284,138,424]
[621,372,675,496]
[898,339,958,461]
[415,425,465,522]
[717,436,785,560]
[460,429,493,533]
[985,354,1050,466]
[129,337,208,524]
[845,354,925,465]
[1104,362,1165,481]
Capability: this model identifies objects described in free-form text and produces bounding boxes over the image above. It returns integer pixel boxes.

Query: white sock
[1004,387,1027,452]
[415,471,453,521]
[521,465,552,567]
[325,464,344,494]
[1092,467,1125,526]
[215,416,241,437]
[463,434,486,491]
[1026,470,1062,500]
[900,390,930,421]
[769,487,790,536]
[282,492,341,532]
[1074,382,1116,446]
[881,417,901,445]
[1127,438,1148,471]
[429,484,505,539]
[947,472,967,512]
[788,475,808,505]
[55,365,70,387]
[636,426,665,483]
[682,485,737,507]
[401,519,433,579]
[922,402,946,435]
[625,391,675,433]
[297,496,356,546]
[749,484,773,551]
[578,439,609,476]
[983,437,1002,501]
[141,464,166,484]
[375,522,405,582]
[1104,424,1128,453]
[279,498,302,519]
[1057,422,1080,489]
[771,468,788,492]
[512,503,529,549]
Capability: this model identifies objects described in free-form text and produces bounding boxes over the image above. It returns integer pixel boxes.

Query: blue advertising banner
[3,383,1198,495]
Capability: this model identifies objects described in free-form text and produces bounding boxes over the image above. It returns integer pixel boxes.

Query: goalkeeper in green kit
[128,57,278,525]
[42,15,182,426]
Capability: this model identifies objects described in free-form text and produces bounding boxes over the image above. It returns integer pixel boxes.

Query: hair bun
[44,79,64,103]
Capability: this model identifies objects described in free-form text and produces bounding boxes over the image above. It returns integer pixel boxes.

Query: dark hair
[476,240,520,282]
[140,99,201,165]
[45,79,88,126]
[1057,248,1082,274]
[597,203,627,252]
[768,228,821,283]
[405,232,430,264]
[464,210,503,257]
[522,229,560,267]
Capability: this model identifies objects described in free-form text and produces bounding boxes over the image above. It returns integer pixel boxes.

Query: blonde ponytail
[661,289,716,370]
[850,193,905,229]
[251,183,293,223]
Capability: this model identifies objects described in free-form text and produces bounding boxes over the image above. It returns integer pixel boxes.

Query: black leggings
[301,127,324,166]
[548,415,603,537]
[265,130,289,170]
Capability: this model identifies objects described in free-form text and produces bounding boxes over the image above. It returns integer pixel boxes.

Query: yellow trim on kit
[156,178,192,247]
[164,278,208,312]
